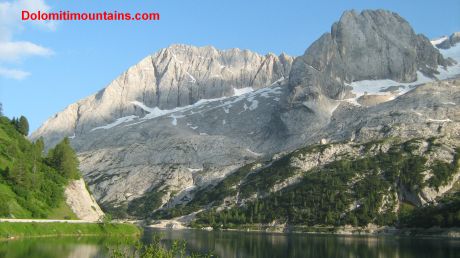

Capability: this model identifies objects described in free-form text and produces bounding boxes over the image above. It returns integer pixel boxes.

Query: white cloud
[0,67,30,80]
[0,0,55,80]
[0,41,53,62]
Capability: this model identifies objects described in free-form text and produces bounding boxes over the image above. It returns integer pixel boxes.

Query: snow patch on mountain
[344,71,432,104]
[170,114,185,126]
[270,76,285,86]
[185,72,196,83]
[90,85,284,132]
[248,100,259,110]
[437,44,460,79]
[431,36,449,46]
[234,87,253,96]
[187,168,202,172]
[427,118,452,123]
[246,148,263,156]
[343,45,460,107]
[91,115,138,131]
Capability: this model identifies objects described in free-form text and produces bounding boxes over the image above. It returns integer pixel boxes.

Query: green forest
[0,111,81,219]
[154,138,460,230]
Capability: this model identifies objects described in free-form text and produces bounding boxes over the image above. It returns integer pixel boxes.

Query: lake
[0,228,459,258]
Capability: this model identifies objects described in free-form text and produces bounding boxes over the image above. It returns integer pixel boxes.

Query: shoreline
[216,227,460,239]
[146,222,460,239]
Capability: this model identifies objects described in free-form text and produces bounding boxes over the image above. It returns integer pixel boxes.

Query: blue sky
[1,0,459,132]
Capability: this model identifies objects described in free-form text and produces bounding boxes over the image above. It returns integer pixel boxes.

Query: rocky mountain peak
[31,44,293,148]
[289,9,453,106]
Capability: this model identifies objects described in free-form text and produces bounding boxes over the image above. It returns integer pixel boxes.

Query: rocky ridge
[32,45,293,149]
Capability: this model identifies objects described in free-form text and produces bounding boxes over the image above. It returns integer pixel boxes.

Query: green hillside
[152,138,460,230]
[0,116,79,219]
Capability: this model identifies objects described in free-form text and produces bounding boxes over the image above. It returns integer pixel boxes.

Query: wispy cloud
[0,41,53,62]
[0,0,55,80]
[0,67,30,80]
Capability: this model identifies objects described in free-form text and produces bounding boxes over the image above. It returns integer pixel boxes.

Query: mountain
[32,9,460,228]
[31,45,293,149]
[289,10,453,110]
[160,79,460,224]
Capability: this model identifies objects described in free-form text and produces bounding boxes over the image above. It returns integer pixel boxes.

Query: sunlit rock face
[31,45,293,149]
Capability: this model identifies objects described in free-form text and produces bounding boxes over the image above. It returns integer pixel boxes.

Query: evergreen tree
[47,137,81,180]
[10,115,29,135]
[10,117,18,129]
[34,137,45,154]
[17,116,29,136]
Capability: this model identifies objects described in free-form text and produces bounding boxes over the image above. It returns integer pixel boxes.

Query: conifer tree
[10,116,29,135]
[17,116,29,136]
[47,137,80,180]
[11,117,18,128]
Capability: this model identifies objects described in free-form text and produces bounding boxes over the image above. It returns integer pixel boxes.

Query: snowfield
[344,42,460,106]
[90,85,284,132]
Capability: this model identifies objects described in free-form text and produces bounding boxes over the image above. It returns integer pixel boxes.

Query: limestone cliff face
[31,45,293,148]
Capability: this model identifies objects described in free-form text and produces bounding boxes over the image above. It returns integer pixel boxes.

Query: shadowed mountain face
[289,9,452,106]
[32,9,460,219]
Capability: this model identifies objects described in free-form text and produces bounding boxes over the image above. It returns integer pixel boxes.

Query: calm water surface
[0,228,459,258]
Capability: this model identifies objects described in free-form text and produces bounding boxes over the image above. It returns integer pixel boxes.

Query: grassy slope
[0,116,80,220]
[0,222,141,239]
[0,184,30,218]
[0,185,78,220]
[46,201,78,220]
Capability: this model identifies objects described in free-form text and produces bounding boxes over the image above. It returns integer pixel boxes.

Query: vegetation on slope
[9,116,29,136]
[164,138,460,229]
[401,192,460,228]
[153,164,255,219]
[0,115,80,219]
[127,186,169,218]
